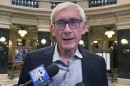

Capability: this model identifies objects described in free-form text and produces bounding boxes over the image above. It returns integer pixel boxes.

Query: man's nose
[63,23,72,32]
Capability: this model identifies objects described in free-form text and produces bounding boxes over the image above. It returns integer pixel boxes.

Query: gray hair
[50,2,86,24]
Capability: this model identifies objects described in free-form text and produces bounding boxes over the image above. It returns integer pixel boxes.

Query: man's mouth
[63,38,74,41]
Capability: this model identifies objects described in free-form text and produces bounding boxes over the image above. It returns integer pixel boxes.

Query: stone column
[37,24,51,49]
[0,25,10,74]
[81,32,88,50]
[117,27,130,79]
[115,9,130,79]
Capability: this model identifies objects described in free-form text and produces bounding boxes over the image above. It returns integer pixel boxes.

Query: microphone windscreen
[75,82,85,86]
[46,64,59,77]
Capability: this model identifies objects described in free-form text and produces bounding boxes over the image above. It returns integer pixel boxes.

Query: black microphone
[46,64,59,78]
[19,64,59,86]
[75,82,85,86]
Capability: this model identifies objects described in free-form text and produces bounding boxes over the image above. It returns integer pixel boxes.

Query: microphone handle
[19,80,32,86]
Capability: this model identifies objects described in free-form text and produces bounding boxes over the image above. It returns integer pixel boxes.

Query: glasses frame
[53,19,83,30]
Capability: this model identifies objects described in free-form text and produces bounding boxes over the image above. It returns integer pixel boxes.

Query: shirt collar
[53,43,83,62]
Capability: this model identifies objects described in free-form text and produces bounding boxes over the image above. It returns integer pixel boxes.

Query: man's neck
[58,46,77,58]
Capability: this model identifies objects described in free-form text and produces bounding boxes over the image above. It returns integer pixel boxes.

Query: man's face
[51,7,87,51]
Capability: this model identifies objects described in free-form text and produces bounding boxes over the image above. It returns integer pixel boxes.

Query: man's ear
[50,24,56,37]
[82,22,88,35]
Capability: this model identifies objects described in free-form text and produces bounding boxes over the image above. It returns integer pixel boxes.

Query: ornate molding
[38,28,50,32]
[117,25,130,30]
[88,14,115,20]
[88,13,117,26]
[37,25,50,32]
[115,9,130,16]
[37,16,50,24]
[10,13,38,25]
[0,4,51,15]
[0,24,10,29]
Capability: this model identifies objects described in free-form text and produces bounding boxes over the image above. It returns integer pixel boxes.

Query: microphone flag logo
[29,64,52,86]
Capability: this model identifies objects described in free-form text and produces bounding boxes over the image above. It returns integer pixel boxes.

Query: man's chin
[62,45,76,51]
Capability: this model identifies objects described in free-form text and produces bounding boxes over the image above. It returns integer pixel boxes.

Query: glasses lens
[69,19,81,29]
[54,20,66,30]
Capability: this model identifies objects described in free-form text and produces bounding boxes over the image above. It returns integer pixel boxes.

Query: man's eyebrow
[56,18,81,21]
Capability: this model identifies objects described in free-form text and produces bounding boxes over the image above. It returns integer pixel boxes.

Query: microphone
[75,82,85,86]
[46,64,59,78]
[19,64,59,86]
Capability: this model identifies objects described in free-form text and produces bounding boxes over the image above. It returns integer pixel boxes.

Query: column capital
[114,9,130,16]
[117,25,130,30]
[0,23,10,29]
[37,25,50,32]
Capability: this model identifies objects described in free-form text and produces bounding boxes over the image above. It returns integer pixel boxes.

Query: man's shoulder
[26,46,54,59]
[81,49,104,61]
[30,46,54,54]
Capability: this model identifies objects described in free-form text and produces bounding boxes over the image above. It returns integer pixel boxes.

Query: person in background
[18,2,108,86]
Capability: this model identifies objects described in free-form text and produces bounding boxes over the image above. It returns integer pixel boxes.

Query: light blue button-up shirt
[49,44,83,86]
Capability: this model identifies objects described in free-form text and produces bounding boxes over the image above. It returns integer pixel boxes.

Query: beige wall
[0,0,10,5]
[39,0,51,8]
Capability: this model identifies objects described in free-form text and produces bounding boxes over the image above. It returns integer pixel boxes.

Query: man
[18,2,108,86]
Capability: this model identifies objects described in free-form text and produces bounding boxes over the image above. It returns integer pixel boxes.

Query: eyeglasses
[53,19,83,30]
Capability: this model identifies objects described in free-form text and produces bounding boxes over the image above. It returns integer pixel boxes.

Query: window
[11,0,39,8]
[89,0,117,8]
